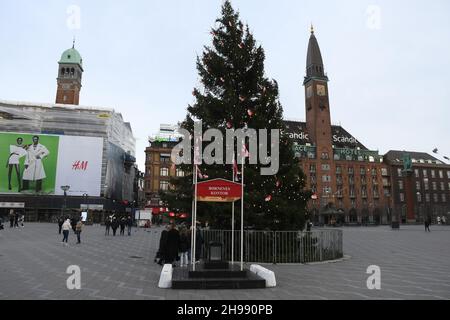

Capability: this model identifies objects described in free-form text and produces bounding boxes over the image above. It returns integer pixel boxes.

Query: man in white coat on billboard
[22,136,49,193]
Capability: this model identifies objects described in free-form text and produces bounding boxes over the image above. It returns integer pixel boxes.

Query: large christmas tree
[161,1,311,230]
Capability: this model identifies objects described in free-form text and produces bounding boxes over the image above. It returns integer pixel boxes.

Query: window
[448,182,450,190]
[176,168,185,177]
[433,194,438,203]
[397,168,402,177]
[381,168,388,176]
[416,181,421,190]
[382,178,389,187]
[336,175,343,185]
[350,188,356,198]
[431,170,436,178]
[448,171,450,179]
[146,153,152,162]
[432,182,437,191]
[310,175,317,184]
[371,168,377,176]
[398,180,404,190]
[441,182,445,191]
[399,193,405,202]
[348,167,354,175]
[442,194,447,202]
[423,169,428,178]
[160,168,169,176]
[360,167,366,175]
[424,179,429,190]
[416,193,422,202]
[351,199,356,207]
[322,175,331,182]
[336,166,342,174]
[414,169,419,178]
[321,152,329,160]
[309,164,316,172]
[159,181,169,191]
[146,167,151,176]
[160,153,171,163]
[439,170,444,179]
[426,193,430,202]
[321,164,330,171]
[323,186,332,194]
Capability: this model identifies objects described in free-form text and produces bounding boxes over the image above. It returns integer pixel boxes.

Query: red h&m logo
[72,161,88,171]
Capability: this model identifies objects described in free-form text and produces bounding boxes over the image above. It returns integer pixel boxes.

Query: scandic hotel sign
[196,179,242,202]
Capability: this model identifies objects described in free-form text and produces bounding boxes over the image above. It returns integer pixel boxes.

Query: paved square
[0,223,449,300]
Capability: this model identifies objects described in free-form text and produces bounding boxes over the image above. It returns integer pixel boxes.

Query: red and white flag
[195,165,208,180]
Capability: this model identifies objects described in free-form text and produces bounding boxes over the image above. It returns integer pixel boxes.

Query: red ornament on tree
[276,180,281,188]
[226,121,233,129]
[220,77,225,83]
[247,109,254,117]
[265,195,272,202]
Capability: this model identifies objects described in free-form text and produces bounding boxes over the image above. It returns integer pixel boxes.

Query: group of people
[58,215,83,245]
[104,215,133,236]
[155,223,204,267]
[8,209,24,228]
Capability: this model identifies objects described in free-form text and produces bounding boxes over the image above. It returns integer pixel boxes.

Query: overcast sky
[1,0,449,170]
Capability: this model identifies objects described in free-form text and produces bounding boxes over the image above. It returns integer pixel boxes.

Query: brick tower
[55,41,83,105]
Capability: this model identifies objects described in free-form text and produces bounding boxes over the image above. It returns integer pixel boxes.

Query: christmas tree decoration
[159,0,310,231]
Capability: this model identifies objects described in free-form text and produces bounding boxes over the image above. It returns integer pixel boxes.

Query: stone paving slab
[0,223,449,300]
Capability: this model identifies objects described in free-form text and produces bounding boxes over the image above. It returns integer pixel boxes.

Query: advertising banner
[0,132,103,196]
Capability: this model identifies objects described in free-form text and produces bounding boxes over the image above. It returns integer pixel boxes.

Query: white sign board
[81,211,88,222]
[55,135,104,197]
[0,202,25,208]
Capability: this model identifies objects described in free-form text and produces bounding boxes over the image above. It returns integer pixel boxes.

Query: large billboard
[0,132,103,196]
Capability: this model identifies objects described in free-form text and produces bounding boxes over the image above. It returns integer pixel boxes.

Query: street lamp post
[61,185,70,218]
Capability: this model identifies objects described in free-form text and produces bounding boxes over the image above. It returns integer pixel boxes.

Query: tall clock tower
[55,42,83,105]
[303,26,332,159]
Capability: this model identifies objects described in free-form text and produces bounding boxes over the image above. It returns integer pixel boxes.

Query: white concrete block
[250,264,276,287]
[158,264,173,288]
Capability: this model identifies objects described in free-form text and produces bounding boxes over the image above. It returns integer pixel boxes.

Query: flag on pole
[195,165,209,180]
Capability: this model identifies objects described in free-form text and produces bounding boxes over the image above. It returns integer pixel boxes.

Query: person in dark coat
[9,209,15,228]
[126,215,133,236]
[70,217,77,233]
[14,211,19,228]
[119,216,126,236]
[57,216,64,234]
[111,217,119,236]
[179,228,191,267]
[156,225,169,265]
[105,216,111,236]
[165,224,180,266]
[194,226,204,262]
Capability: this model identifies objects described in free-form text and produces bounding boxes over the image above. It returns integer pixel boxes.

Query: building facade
[144,124,183,211]
[384,151,450,223]
[0,45,136,222]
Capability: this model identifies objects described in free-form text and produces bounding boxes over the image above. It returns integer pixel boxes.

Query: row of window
[310,164,386,176]
[398,180,450,191]
[399,193,447,203]
[398,168,450,179]
[145,167,185,177]
[311,186,381,198]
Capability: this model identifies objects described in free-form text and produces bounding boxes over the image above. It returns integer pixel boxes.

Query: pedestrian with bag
[62,218,71,245]
[75,220,83,244]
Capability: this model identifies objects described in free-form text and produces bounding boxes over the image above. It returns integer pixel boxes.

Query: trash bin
[391,221,400,229]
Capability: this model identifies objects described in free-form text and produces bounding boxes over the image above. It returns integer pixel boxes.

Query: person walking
[119,216,126,236]
[70,217,77,233]
[179,228,190,267]
[165,224,180,266]
[126,215,133,236]
[14,211,19,228]
[156,225,169,265]
[425,216,431,232]
[62,218,71,245]
[105,216,111,236]
[75,220,83,244]
[9,209,14,228]
[57,216,64,234]
[19,214,24,227]
[111,217,119,236]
